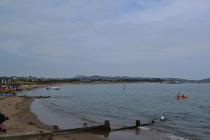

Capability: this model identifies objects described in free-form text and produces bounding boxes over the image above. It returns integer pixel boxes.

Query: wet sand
[0,96,51,134]
[0,96,170,140]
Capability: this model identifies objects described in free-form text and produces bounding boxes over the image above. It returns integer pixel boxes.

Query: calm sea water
[24,83,210,140]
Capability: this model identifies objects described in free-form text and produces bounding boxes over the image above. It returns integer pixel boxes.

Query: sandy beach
[0,96,107,140]
[0,96,51,134]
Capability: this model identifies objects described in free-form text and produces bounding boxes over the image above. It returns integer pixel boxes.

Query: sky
[0,0,210,79]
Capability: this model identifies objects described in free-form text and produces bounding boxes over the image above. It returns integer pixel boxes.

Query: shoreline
[0,97,52,134]
[0,96,106,140]
[0,91,172,140]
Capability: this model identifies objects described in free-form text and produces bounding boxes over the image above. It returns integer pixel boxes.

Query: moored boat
[46,86,60,90]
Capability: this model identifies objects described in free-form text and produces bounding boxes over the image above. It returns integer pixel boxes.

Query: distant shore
[2,75,209,88]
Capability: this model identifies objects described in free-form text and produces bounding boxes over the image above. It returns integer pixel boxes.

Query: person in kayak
[177,92,181,99]
[177,92,188,99]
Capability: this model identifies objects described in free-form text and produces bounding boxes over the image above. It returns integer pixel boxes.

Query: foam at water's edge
[146,127,189,140]
[138,126,150,130]
[166,134,189,140]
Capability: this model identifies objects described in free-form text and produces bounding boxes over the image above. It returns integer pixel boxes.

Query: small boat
[46,86,60,90]
[176,95,188,100]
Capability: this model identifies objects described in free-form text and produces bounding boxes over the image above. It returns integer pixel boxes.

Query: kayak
[176,96,188,100]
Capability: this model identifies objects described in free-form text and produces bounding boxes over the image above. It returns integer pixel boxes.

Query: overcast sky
[0,0,210,79]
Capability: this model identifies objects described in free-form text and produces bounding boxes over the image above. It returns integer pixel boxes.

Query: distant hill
[1,76,210,85]
[73,75,198,84]
[199,78,210,83]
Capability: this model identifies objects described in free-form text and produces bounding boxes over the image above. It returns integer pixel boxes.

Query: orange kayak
[176,96,188,100]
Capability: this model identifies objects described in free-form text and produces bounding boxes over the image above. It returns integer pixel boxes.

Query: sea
[20,83,210,140]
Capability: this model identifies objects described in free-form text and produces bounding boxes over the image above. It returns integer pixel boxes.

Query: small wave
[149,127,190,140]
[138,126,150,130]
[166,134,189,140]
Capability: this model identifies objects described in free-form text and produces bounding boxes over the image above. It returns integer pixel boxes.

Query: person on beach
[0,123,6,132]
[0,112,9,132]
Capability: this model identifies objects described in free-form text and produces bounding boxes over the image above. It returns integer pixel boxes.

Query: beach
[0,96,171,140]
[0,96,107,140]
[0,96,50,134]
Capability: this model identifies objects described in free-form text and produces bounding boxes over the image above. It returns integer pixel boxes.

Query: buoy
[160,115,166,121]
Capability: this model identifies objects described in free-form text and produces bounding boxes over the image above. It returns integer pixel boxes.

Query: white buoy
[160,114,166,121]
